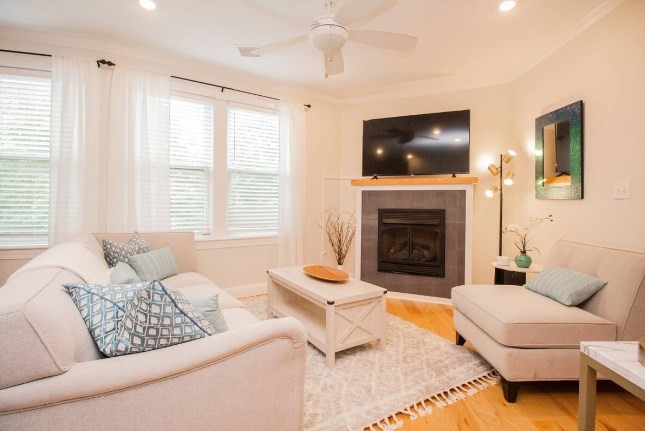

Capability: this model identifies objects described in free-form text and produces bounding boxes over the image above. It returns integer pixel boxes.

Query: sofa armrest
[93,232,197,272]
[0,317,307,431]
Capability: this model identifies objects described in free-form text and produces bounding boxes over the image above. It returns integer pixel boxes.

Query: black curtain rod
[0,50,311,108]
[0,49,51,57]
[171,75,279,102]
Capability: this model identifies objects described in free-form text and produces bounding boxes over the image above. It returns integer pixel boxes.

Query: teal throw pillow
[524,266,607,306]
[129,247,179,281]
[110,262,141,284]
[187,294,229,334]
[64,280,214,357]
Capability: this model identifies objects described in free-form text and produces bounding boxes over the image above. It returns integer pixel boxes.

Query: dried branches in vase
[317,210,356,267]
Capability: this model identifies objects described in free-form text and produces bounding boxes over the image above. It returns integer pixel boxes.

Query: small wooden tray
[303,265,349,282]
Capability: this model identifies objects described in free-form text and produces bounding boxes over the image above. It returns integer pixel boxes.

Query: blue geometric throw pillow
[64,281,150,353]
[64,280,214,356]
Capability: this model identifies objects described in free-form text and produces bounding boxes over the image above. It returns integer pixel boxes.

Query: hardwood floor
[381,298,645,431]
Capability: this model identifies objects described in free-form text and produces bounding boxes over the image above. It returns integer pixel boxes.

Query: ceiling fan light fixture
[499,1,516,12]
[310,20,348,54]
[139,0,156,10]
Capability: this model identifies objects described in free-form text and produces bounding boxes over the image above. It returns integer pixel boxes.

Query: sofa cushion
[162,273,245,310]
[451,284,616,348]
[129,247,179,281]
[547,240,645,341]
[525,266,607,306]
[221,307,261,330]
[65,280,214,356]
[102,232,151,268]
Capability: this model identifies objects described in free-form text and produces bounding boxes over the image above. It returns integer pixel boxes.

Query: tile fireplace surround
[352,179,475,299]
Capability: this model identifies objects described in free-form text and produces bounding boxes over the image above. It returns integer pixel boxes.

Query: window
[169,96,213,234]
[0,73,51,244]
[226,104,279,236]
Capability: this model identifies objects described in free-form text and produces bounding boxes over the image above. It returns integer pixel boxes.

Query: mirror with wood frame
[535,101,583,199]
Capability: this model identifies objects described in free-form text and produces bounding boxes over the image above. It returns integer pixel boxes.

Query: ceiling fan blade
[324,51,344,77]
[244,0,311,29]
[348,29,416,51]
[248,35,308,56]
[334,0,399,27]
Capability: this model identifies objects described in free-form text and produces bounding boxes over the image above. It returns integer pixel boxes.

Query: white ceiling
[0,0,619,100]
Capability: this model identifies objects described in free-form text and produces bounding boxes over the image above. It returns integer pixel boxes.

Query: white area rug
[241,296,497,431]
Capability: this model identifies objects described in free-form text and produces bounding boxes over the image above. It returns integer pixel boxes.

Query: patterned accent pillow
[102,232,151,268]
[64,281,150,352]
[64,280,214,357]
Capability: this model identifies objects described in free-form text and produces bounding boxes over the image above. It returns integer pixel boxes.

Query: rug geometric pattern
[241,296,496,431]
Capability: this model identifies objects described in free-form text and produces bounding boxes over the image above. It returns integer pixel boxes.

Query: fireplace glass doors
[377,209,445,277]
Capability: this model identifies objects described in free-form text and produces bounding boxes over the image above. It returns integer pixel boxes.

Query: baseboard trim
[386,291,453,305]
[226,282,267,298]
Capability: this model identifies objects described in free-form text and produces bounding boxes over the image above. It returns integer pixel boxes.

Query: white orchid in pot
[317,209,356,270]
[504,214,554,268]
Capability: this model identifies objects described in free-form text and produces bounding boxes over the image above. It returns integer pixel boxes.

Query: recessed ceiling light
[139,0,156,10]
[454,138,462,143]
[406,154,413,159]
[376,148,383,155]
[432,128,441,135]
[499,1,516,12]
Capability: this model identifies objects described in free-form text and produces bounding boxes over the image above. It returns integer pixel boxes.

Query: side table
[579,341,645,430]
[491,261,544,285]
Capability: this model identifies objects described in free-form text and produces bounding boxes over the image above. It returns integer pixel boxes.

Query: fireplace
[377,209,445,277]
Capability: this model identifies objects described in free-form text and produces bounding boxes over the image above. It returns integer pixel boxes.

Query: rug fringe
[357,370,499,431]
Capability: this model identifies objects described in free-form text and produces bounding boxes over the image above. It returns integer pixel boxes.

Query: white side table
[491,261,544,285]
[579,341,645,430]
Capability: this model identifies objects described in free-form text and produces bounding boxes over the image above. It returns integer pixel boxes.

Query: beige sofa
[452,239,645,402]
[0,232,307,430]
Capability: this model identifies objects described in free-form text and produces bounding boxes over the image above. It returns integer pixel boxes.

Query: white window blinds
[227,104,279,236]
[169,96,213,234]
[0,73,51,238]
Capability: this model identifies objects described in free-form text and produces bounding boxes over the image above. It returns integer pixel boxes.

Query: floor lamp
[485,150,516,255]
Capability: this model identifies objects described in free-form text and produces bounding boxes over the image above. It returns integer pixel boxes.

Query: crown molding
[0,26,343,106]
[0,0,626,106]
[339,0,626,105]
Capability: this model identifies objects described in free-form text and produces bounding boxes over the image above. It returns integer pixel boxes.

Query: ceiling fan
[239,0,417,78]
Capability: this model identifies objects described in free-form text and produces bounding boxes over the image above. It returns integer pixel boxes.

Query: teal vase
[515,253,532,268]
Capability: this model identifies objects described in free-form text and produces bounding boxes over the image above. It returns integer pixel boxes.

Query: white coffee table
[267,266,387,368]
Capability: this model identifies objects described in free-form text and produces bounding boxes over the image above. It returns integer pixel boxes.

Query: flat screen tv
[362,110,470,177]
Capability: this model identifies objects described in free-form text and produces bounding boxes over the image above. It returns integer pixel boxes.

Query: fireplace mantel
[351,176,478,187]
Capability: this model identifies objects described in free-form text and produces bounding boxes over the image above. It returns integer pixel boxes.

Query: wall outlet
[613,180,631,199]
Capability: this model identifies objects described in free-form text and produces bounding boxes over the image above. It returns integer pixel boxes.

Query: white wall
[510,0,645,255]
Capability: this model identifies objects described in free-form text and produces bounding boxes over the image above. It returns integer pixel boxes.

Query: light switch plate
[613,180,631,199]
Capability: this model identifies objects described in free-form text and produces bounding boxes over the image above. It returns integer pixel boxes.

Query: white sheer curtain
[277,100,307,266]
[107,67,171,232]
[49,57,105,245]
